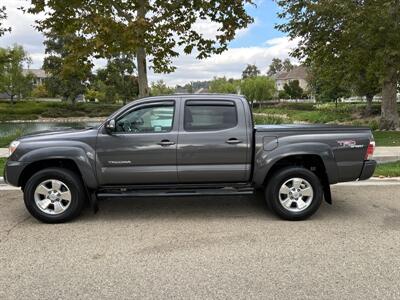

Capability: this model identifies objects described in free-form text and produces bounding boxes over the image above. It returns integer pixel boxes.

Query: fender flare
[19,146,98,189]
[253,142,338,188]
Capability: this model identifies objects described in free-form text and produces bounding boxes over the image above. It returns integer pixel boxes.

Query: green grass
[0,157,6,176]
[373,131,400,147]
[0,101,121,122]
[374,161,400,177]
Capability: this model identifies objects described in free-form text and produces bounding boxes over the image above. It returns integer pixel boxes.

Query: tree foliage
[150,80,174,96]
[240,76,276,105]
[283,80,304,99]
[94,55,139,104]
[42,32,92,103]
[28,0,255,97]
[209,77,239,94]
[242,64,260,79]
[267,58,293,76]
[276,0,400,129]
[0,45,33,104]
[0,6,11,37]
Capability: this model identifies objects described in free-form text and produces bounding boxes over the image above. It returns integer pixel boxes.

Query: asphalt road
[1,185,400,299]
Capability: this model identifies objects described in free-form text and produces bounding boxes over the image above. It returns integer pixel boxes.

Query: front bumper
[359,160,377,181]
[4,160,28,187]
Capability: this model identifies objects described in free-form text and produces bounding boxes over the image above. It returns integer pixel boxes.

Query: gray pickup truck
[4,94,376,223]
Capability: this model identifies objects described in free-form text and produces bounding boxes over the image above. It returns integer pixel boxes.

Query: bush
[31,84,49,98]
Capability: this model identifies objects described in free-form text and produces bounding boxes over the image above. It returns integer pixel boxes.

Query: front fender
[18,146,98,189]
[253,142,338,187]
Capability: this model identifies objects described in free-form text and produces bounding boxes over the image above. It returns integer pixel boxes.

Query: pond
[0,121,103,138]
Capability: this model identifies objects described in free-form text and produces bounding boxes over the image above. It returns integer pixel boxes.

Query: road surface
[0,184,399,299]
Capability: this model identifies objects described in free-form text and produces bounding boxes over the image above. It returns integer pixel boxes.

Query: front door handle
[225,138,242,144]
[157,140,175,146]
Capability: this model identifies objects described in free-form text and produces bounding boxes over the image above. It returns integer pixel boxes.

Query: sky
[0,0,298,86]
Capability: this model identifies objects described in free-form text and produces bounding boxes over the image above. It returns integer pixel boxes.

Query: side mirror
[105,119,116,134]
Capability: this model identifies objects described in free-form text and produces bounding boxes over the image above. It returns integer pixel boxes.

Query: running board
[97,186,254,198]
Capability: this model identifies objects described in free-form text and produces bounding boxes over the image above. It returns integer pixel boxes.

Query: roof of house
[22,69,48,78]
[275,66,308,81]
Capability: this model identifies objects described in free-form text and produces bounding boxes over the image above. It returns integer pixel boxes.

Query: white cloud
[0,2,298,86]
[149,37,300,86]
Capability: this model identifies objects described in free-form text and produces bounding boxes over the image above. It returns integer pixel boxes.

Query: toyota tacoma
[4,94,377,223]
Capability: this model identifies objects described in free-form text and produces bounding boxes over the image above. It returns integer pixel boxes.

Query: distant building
[275,66,309,92]
[23,69,48,86]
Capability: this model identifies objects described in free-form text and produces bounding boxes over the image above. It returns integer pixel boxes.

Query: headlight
[9,141,20,156]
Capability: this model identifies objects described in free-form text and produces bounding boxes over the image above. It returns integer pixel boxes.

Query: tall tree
[241,76,276,106]
[0,6,11,37]
[242,64,260,79]
[28,1,254,98]
[42,32,92,103]
[94,55,139,104]
[283,80,304,99]
[0,45,33,104]
[267,58,294,76]
[277,0,400,129]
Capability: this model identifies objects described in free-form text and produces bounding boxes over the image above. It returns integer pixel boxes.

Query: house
[22,69,48,86]
[275,66,309,92]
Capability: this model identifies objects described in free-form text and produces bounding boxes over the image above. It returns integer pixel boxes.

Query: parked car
[4,94,376,223]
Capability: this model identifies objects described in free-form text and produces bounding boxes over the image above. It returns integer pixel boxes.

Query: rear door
[177,97,251,183]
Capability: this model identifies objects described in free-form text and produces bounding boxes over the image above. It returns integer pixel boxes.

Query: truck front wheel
[24,168,86,223]
[265,167,323,221]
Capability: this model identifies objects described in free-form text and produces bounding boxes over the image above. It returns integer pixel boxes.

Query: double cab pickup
[4,94,377,222]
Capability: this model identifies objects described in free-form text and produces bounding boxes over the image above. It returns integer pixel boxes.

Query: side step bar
[97,186,254,198]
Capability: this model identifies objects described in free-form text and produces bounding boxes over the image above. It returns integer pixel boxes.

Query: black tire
[24,167,86,223]
[265,167,323,221]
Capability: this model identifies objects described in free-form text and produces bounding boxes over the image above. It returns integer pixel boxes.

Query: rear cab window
[184,100,238,131]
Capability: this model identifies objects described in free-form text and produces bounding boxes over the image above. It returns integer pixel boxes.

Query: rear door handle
[157,140,175,146]
[225,138,242,144]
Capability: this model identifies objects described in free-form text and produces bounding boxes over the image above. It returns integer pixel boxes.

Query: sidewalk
[1,146,400,163]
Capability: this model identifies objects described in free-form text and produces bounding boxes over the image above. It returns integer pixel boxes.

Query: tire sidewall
[267,167,323,221]
[24,168,85,223]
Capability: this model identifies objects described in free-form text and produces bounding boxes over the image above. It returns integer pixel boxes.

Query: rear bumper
[4,160,28,187]
[359,160,377,181]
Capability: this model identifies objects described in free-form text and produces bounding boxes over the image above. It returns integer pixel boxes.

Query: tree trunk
[365,94,373,116]
[137,0,149,98]
[380,67,399,130]
[10,94,14,105]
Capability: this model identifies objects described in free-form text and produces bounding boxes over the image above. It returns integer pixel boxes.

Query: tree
[240,76,276,106]
[31,84,49,98]
[0,45,33,104]
[42,32,92,103]
[28,1,254,98]
[277,0,400,129]
[308,63,351,104]
[150,80,174,96]
[282,59,294,73]
[242,64,260,79]
[0,6,11,37]
[267,58,294,76]
[94,55,139,104]
[209,77,239,94]
[283,80,304,99]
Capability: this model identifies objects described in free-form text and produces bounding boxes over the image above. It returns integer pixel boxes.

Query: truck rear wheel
[24,168,86,223]
[265,167,323,221]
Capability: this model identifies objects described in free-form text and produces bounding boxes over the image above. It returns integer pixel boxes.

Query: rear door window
[184,101,238,131]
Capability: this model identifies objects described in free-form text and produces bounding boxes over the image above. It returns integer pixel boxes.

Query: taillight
[365,141,375,160]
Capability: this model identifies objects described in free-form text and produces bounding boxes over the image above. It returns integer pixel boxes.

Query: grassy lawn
[372,131,400,146]
[0,157,5,176]
[0,101,121,122]
[374,161,400,177]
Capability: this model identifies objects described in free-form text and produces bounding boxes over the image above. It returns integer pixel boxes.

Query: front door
[177,98,251,183]
[96,100,179,185]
